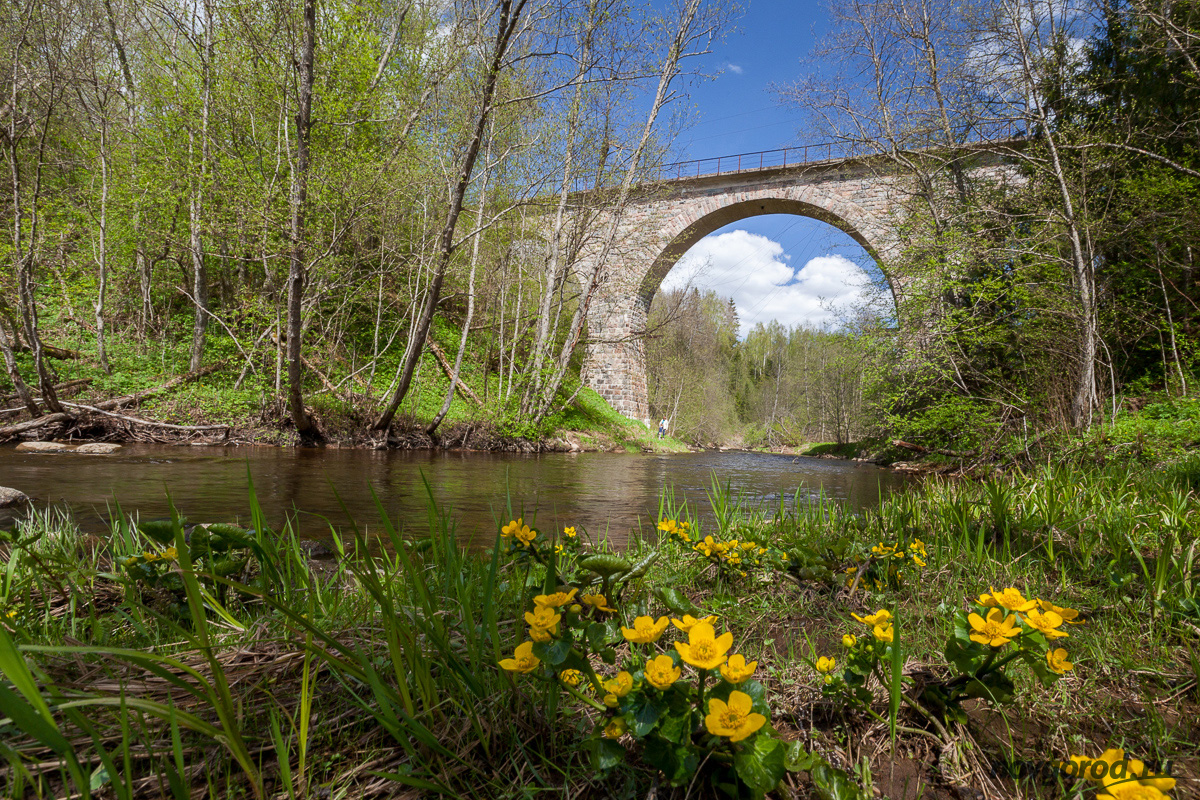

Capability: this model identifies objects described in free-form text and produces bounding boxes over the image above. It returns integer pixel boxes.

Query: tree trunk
[372,0,529,433]
[286,0,322,444]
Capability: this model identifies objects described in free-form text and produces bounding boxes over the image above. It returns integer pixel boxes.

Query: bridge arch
[579,164,908,426]
[636,192,898,308]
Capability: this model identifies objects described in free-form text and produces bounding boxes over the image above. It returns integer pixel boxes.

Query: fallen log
[59,402,231,433]
[0,361,227,440]
[891,439,979,458]
[426,336,481,406]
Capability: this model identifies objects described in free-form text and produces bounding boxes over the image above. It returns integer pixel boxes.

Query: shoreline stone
[0,486,29,507]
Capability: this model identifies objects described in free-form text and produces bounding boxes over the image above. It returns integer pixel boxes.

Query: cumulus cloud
[725,62,744,75]
[659,230,882,337]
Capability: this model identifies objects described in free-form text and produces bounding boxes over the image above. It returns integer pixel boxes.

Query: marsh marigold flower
[842,634,857,648]
[1061,749,1175,796]
[969,608,1019,647]
[1039,598,1085,624]
[979,587,1038,613]
[645,655,682,689]
[675,621,733,670]
[604,717,628,739]
[604,671,634,698]
[534,588,578,609]
[671,614,717,633]
[851,609,892,627]
[705,691,766,742]
[720,654,757,683]
[499,641,540,673]
[1024,608,1068,639]
[528,625,554,642]
[525,606,560,631]
[559,669,582,687]
[1046,648,1073,674]
[563,526,577,538]
[501,519,524,538]
[815,656,836,674]
[581,593,616,613]
[873,624,894,643]
[621,615,669,644]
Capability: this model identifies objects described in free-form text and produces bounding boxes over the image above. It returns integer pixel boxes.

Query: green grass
[1,447,1197,798]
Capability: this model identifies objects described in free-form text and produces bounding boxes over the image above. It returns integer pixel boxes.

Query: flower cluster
[814,608,899,707]
[660,518,771,580]
[656,517,692,542]
[967,587,1083,675]
[499,588,785,792]
[843,539,927,592]
[1060,749,1176,800]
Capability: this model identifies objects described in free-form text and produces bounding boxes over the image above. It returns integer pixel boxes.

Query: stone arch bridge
[573,143,1017,426]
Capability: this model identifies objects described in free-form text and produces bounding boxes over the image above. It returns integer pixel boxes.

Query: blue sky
[652,0,889,335]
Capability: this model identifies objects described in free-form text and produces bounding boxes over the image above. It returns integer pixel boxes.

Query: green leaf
[138,520,177,544]
[590,737,626,771]
[734,734,786,796]
[811,761,867,800]
[785,740,819,772]
[578,554,632,578]
[532,638,572,666]
[630,698,663,736]
[642,735,699,785]
[654,587,699,615]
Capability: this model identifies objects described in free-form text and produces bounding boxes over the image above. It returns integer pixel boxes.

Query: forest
[0,0,1197,452]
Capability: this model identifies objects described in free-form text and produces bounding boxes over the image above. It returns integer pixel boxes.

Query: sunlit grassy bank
[1,456,1197,798]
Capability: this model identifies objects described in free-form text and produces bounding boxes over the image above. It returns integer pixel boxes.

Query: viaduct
[574,143,1019,426]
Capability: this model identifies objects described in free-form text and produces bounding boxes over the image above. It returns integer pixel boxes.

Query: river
[0,445,910,547]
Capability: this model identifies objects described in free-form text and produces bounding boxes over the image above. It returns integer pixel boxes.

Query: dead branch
[427,336,481,406]
[892,439,979,458]
[59,402,230,432]
[0,361,227,440]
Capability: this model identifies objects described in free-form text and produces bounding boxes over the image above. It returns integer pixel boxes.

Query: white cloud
[660,230,881,337]
[725,63,744,75]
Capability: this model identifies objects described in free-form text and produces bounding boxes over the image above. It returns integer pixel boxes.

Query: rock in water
[0,487,29,507]
[76,443,121,454]
[15,441,76,453]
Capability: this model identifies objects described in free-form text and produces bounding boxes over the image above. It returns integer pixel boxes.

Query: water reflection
[0,445,910,547]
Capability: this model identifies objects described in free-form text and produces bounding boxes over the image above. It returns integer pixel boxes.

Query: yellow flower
[1063,749,1176,795]
[705,691,767,742]
[563,526,577,538]
[815,656,836,674]
[559,669,582,687]
[525,606,561,631]
[581,594,617,613]
[604,717,628,739]
[604,694,620,708]
[842,634,857,648]
[851,609,892,627]
[645,655,682,689]
[514,524,537,547]
[604,671,634,698]
[501,518,524,538]
[621,615,669,644]
[1046,648,1073,674]
[528,625,555,642]
[142,551,159,562]
[534,588,578,608]
[912,555,926,567]
[657,518,677,533]
[1039,598,1085,624]
[1023,608,1068,639]
[873,624,894,643]
[968,608,1019,647]
[499,641,540,673]
[672,614,717,633]
[720,654,757,683]
[675,621,733,670]
[162,547,178,560]
[981,587,1038,613]
[1098,785,1170,800]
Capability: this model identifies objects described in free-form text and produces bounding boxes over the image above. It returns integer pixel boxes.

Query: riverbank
[1,444,1196,799]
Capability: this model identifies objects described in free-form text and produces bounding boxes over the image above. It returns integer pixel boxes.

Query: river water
[0,445,910,547]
